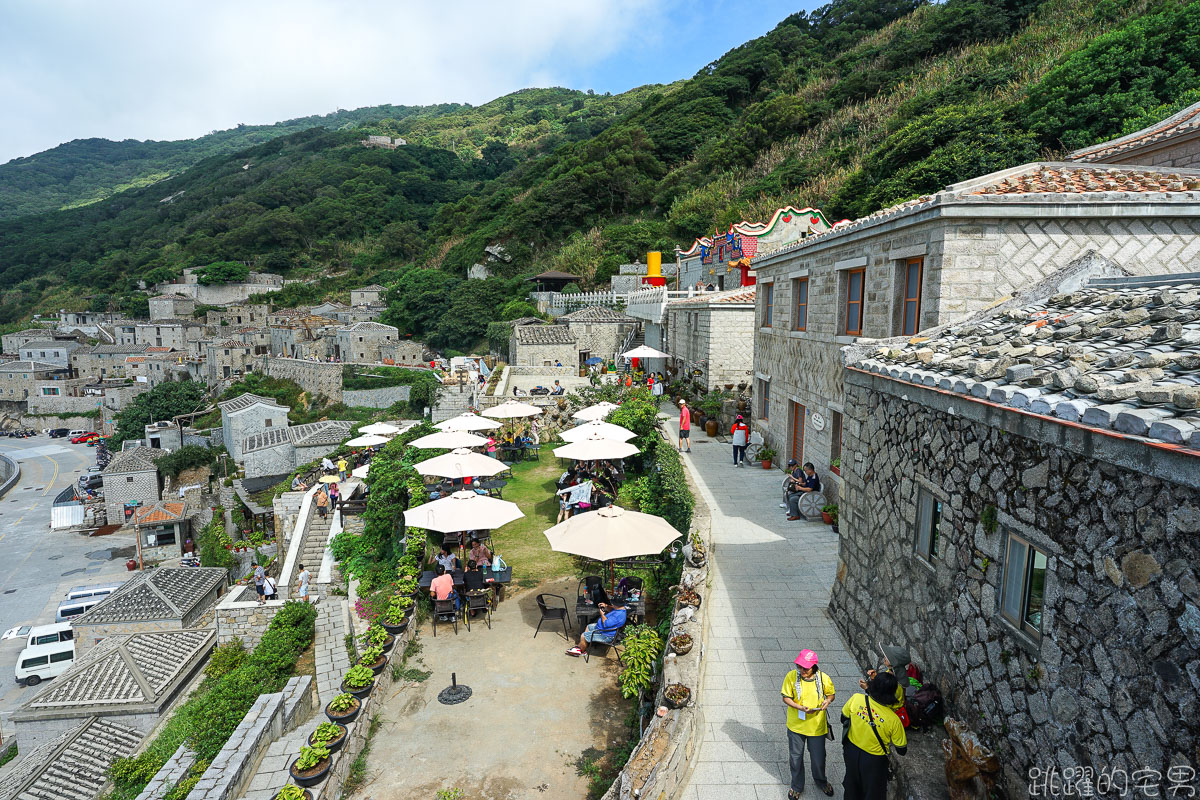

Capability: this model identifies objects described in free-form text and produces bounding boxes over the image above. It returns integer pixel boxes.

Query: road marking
[42,454,59,496]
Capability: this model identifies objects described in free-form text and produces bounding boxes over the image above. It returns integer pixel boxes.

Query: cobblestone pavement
[240,725,311,800]
[664,412,863,800]
[314,599,351,705]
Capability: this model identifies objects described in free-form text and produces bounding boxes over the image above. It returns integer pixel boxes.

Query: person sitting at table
[469,537,492,567]
[551,380,564,395]
[566,597,627,657]
[430,564,460,611]
[434,543,460,572]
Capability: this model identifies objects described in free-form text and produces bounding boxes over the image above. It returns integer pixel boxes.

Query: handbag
[864,695,896,777]
[814,669,835,741]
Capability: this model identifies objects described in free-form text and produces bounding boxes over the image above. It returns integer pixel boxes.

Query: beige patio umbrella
[403,490,524,533]
[553,433,639,461]
[572,401,620,421]
[409,430,488,450]
[435,412,502,432]
[622,345,670,360]
[482,399,542,419]
[318,475,339,484]
[359,422,401,436]
[543,504,681,562]
[346,433,390,447]
[415,447,508,479]
[560,420,636,443]
[351,464,369,479]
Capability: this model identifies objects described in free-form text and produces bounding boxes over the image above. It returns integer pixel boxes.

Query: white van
[68,430,89,438]
[15,641,75,686]
[64,582,122,602]
[55,597,103,623]
[25,622,73,648]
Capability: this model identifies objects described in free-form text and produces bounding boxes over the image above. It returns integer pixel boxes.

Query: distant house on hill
[361,135,406,150]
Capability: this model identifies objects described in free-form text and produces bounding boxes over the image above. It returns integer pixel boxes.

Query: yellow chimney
[646,251,661,279]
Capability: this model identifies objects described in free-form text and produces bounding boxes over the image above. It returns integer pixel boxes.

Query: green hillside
[0,0,1195,352]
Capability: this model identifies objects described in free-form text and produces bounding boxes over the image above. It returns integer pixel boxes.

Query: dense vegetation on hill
[0,0,1195,353]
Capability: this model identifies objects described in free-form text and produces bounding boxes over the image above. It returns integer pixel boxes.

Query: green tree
[195,261,250,285]
[112,380,208,445]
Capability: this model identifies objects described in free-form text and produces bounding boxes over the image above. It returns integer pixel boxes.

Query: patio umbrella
[351,464,369,479]
[560,420,636,443]
[403,490,524,533]
[435,412,502,432]
[346,433,390,447]
[415,447,508,479]
[543,504,681,562]
[553,433,639,461]
[482,399,542,419]
[584,356,605,365]
[409,430,488,450]
[318,475,340,484]
[572,401,619,421]
[358,422,401,436]
[622,345,670,360]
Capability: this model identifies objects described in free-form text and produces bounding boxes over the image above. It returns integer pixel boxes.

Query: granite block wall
[342,385,410,408]
[264,358,343,403]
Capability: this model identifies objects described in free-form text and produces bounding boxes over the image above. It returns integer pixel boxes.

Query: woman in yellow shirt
[780,649,836,798]
[840,672,907,800]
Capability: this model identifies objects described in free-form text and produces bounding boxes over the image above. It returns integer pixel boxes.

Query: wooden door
[790,401,805,464]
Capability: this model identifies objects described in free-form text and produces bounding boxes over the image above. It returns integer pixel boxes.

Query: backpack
[906,683,944,728]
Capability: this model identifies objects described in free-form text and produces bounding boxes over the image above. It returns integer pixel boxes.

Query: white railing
[546,290,629,317]
[625,286,704,323]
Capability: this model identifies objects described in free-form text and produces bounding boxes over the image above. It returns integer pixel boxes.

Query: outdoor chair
[464,589,492,631]
[616,578,645,622]
[534,593,571,640]
[442,531,465,549]
[578,576,607,606]
[432,597,459,636]
[584,625,627,664]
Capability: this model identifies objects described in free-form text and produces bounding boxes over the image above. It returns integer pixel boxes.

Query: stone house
[71,343,150,379]
[510,323,578,367]
[241,420,354,479]
[0,716,145,800]
[124,351,191,387]
[0,361,69,401]
[144,420,183,451]
[205,339,260,386]
[102,446,166,526]
[750,160,1200,497]
[334,321,399,363]
[72,568,227,653]
[148,294,196,321]
[56,310,104,335]
[555,306,638,366]
[333,305,386,324]
[219,393,290,461]
[665,287,756,391]
[1,327,58,355]
[16,339,81,369]
[205,303,269,329]
[267,307,314,327]
[311,300,348,318]
[379,339,427,365]
[131,500,191,561]
[112,321,139,346]
[831,268,1200,794]
[350,284,386,306]
[135,320,206,350]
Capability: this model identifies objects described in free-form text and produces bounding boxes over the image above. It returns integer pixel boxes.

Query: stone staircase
[619,325,646,374]
[299,511,332,577]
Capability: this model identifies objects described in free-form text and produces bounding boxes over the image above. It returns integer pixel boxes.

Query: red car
[70,432,99,444]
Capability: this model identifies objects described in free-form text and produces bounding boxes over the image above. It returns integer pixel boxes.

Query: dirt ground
[349,577,631,800]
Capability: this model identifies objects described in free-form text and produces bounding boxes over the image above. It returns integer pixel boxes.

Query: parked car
[78,473,103,490]
[64,582,122,602]
[48,428,70,438]
[55,597,104,622]
[70,432,99,444]
[15,640,75,686]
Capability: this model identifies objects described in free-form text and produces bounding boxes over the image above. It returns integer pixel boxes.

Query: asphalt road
[0,434,137,724]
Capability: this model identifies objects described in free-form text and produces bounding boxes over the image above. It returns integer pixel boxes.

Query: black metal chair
[534,594,571,640]
[464,589,492,631]
[617,577,644,622]
[584,624,627,664]
[432,597,458,636]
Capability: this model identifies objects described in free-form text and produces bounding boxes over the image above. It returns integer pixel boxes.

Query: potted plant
[677,588,702,609]
[325,692,361,724]
[699,391,726,437]
[663,683,692,709]
[382,595,414,634]
[362,624,395,654]
[829,505,839,534]
[687,537,707,568]
[307,721,348,754]
[274,784,312,800]
[830,456,841,476]
[757,445,776,470]
[395,576,419,596]
[821,503,838,525]
[340,664,376,698]
[670,633,693,656]
[288,745,331,788]
[359,645,387,675]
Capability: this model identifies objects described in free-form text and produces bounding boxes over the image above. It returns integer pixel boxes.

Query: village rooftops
[242,419,354,453]
[89,343,150,355]
[850,269,1200,453]
[149,293,192,301]
[0,716,143,800]
[217,392,287,413]
[505,317,546,327]
[668,287,757,307]
[0,360,65,372]
[242,427,290,453]
[354,284,386,291]
[336,321,397,332]
[131,501,185,525]
[556,305,638,323]
[515,325,576,345]
[102,446,166,474]
[73,567,226,625]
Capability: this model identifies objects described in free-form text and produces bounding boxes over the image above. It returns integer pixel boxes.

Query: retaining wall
[0,454,18,500]
[263,359,343,403]
[135,744,198,800]
[215,583,292,649]
[341,385,410,408]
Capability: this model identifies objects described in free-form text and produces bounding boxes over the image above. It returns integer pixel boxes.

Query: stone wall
[830,368,1200,796]
[562,320,635,363]
[342,385,410,409]
[21,412,101,431]
[243,444,296,481]
[0,454,18,499]
[135,744,198,800]
[13,709,158,756]
[667,303,754,391]
[103,468,162,532]
[263,358,343,403]
[432,382,475,423]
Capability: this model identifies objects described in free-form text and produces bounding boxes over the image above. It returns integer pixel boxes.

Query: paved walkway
[241,725,311,800]
[314,599,351,704]
[665,413,862,800]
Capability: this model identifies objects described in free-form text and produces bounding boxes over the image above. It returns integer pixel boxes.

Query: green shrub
[328,693,358,713]
[204,639,247,679]
[294,745,330,771]
[157,445,222,479]
[343,665,374,688]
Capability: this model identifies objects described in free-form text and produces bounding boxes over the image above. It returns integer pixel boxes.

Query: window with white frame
[999,532,1048,639]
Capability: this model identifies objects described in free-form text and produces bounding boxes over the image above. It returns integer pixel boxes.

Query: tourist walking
[678,399,691,453]
[252,561,266,605]
[782,649,836,798]
[652,372,664,397]
[841,673,907,800]
[315,487,329,519]
[731,414,750,466]
[297,563,310,602]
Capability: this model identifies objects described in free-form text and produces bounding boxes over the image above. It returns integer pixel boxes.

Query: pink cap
[794,649,818,668]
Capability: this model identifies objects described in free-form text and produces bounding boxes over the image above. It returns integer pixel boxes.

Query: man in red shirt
[678,400,691,453]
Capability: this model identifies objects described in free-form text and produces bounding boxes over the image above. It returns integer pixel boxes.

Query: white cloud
[0,0,667,162]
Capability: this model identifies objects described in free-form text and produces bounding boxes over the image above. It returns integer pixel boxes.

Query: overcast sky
[0,0,820,164]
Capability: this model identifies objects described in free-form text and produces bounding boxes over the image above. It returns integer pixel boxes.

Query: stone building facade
[751,161,1200,499]
[72,568,226,652]
[17,340,81,369]
[556,306,638,365]
[379,339,427,365]
[334,321,398,363]
[204,340,260,386]
[0,361,67,401]
[205,303,269,329]
[71,344,150,379]
[101,446,166,525]
[263,358,343,403]
[219,393,290,461]
[135,320,205,351]
[148,294,196,321]
[830,270,1200,795]
[510,323,578,367]
[1,328,59,355]
[665,287,756,391]
[350,285,385,306]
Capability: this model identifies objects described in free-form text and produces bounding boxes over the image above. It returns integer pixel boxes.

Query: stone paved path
[665,412,863,800]
[240,725,311,800]
[314,599,351,705]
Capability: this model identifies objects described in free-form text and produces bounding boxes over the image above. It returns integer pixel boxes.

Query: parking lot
[0,434,135,725]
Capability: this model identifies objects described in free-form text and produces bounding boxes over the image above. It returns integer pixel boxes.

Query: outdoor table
[419,567,512,591]
[477,479,507,498]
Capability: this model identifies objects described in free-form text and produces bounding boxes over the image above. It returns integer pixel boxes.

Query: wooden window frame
[792,277,808,332]
[830,410,842,467]
[761,282,774,328]
[789,400,805,464]
[758,379,770,421]
[901,258,923,336]
[845,268,865,336]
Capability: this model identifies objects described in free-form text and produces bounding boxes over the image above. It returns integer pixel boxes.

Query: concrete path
[664,413,862,800]
[314,599,351,705]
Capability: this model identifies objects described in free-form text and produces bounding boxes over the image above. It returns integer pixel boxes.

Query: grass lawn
[490,447,576,588]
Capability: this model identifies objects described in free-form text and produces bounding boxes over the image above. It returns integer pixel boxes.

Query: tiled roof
[971,165,1200,196]
[0,360,62,372]
[516,324,576,345]
[90,344,149,355]
[354,284,385,291]
[74,567,226,625]
[337,321,398,333]
[243,427,290,453]
[1069,101,1200,163]
[289,419,354,447]
[124,356,146,363]
[103,446,165,474]
[132,501,185,524]
[150,293,192,301]
[557,306,637,323]
[18,339,71,349]
[145,346,173,352]
[505,317,545,327]
[211,340,249,348]
[851,273,1200,452]
[217,392,286,413]
[0,717,143,800]
[669,287,757,307]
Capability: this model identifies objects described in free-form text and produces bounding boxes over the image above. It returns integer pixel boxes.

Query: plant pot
[670,637,693,656]
[382,619,408,635]
[678,591,701,609]
[704,420,718,437]
[736,400,747,412]
[830,465,840,476]
[379,634,396,654]
[325,697,361,724]
[362,655,388,675]
[761,461,772,470]
[340,678,375,699]
[831,523,839,534]
[821,512,833,524]
[288,757,331,788]
[663,685,692,709]
[273,789,313,800]
[308,724,348,754]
